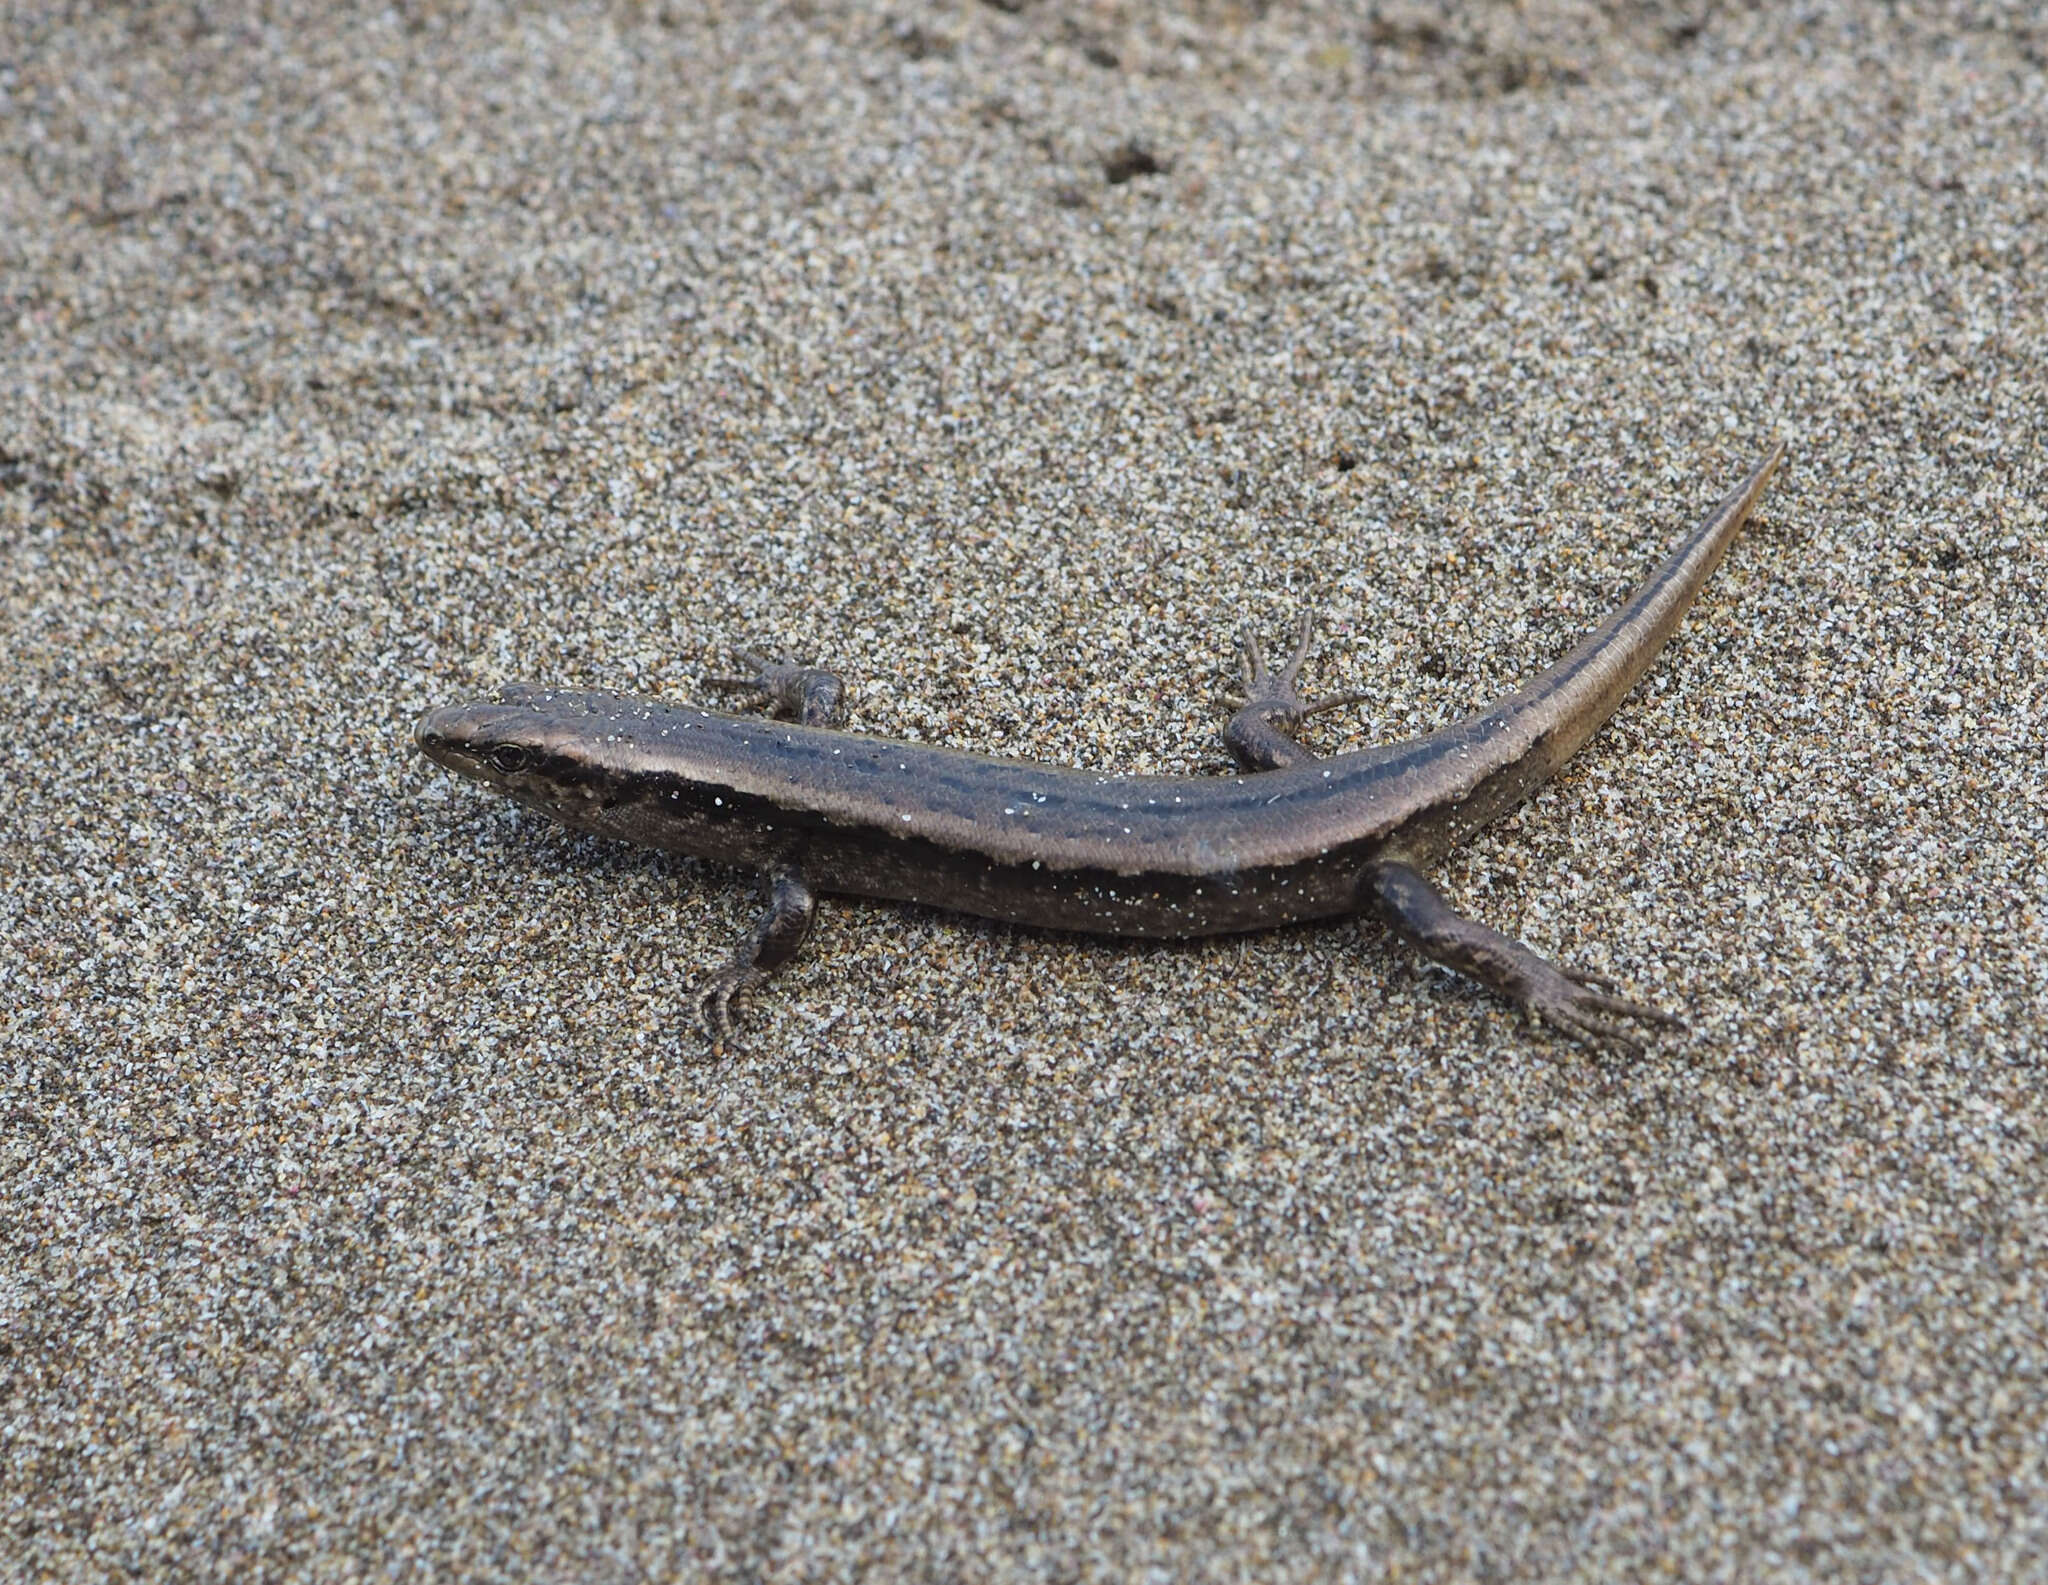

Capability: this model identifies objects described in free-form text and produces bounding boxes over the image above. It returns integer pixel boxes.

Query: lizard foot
[703,649,846,728]
[1519,960,1687,1058]
[692,962,768,1055]
[1224,612,1367,726]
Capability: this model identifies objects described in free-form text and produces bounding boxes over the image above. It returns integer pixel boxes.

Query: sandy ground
[4,1,2045,1578]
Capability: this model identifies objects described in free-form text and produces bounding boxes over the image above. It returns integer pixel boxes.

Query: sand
[4,1,2044,1578]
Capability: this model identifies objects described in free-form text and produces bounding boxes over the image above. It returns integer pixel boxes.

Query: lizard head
[413,684,580,804]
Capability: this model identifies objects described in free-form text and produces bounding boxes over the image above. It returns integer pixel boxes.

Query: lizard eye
[487,746,530,774]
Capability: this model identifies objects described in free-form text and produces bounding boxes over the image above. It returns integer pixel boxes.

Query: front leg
[1222,613,1366,771]
[691,649,846,1048]
[693,864,817,1052]
[1364,860,1684,1055]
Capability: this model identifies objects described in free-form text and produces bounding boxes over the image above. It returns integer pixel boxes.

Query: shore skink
[416,442,1784,1052]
